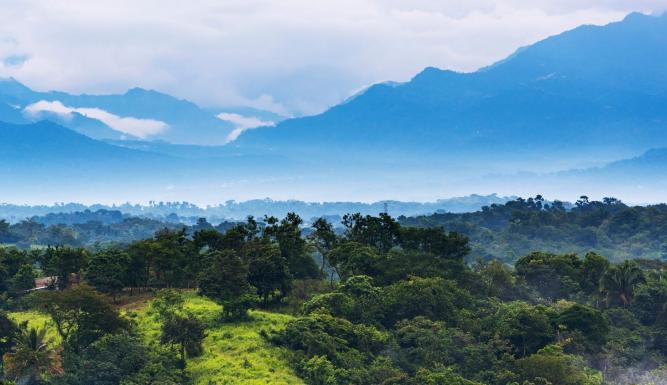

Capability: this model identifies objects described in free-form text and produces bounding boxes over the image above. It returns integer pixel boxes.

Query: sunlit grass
[132,291,304,385]
[11,290,303,385]
[8,311,61,343]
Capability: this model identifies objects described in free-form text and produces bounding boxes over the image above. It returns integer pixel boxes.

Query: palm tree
[2,327,62,385]
[601,260,645,307]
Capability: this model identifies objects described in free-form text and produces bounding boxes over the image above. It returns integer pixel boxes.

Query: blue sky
[1,0,666,117]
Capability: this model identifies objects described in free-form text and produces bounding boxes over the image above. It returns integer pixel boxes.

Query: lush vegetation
[0,212,237,248]
[401,196,667,262]
[1,208,666,385]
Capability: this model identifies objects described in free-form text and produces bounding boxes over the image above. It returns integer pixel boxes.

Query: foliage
[31,286,130,352]
[160,314,206,363]
[401,196,667,262]
[2,326,62,385]
[516,345,603,385]
[84,247,130,302]
[198,250,258,319]
[2,211,667,385]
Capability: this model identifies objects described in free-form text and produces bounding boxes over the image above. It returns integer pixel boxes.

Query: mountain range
[0,78,286,145]
[1,12,666,204]
[233,12,667,171]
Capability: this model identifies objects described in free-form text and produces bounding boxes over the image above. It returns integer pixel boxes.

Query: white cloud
[217,112,275,142]
[1,1,666,116]
[23,100,168,138]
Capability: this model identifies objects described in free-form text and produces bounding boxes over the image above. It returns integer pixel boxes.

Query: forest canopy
[0,207,666,385]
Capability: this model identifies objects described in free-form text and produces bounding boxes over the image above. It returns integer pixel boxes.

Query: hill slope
[10,293,304,385]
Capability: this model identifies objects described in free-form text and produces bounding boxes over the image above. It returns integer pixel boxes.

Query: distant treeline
[3,195,667,262]
[0,214,237,248]
[400,196,667,262]
[0,194,510,223]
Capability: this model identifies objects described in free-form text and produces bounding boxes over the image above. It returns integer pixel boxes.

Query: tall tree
[2,327,62,385]
[244,240,292,306]
[39,246,88,290]
[264,213,319,279]
[310,218,338,276]
[85,248,130,302]
[198,250,257,319]
[8,264,36,296]
[601,260,645,307]
[160,314,206,365]
[33,286,129,352]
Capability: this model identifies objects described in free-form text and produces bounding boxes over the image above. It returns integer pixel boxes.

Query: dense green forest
[401,196,667,262]
[1,211,666,385]
[0,212,237,248]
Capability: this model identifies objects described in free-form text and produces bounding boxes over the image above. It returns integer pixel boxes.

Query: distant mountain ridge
[2,12,667,203]
[0,78,284,145]
[234,12,667,170]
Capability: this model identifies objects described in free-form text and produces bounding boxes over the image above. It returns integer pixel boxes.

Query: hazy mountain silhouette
[234,12,667,170]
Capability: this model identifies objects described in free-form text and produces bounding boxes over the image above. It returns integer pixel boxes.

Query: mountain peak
[412,67,459,80]
[622,11,656,22]
[124,87,163,97]
[0,77,33,95]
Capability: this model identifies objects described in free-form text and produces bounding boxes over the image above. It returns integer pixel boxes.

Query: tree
[303,276,383,325]
[244,240,292,306]
[310,218,338,276]
[65,333,189,385]
[399,227,470,262]
[148,228,195,288]
[8,264,35,296]
[198,250,257,319]
[0,221,13,243]
[126,239,153,291]
[0,312,17,359]
[383,277,470,327]
[85,248,130,302]
[0,248,32,293]
[414,367,481,385]
[150,289,186,320]
[498,301,554,358]
[39,246,88,290]
[264,213,319,279]
[601,261,645,307]
[300,355,337,385]
[476,259,518,300]
[557,304,609,347]
[2,327,62,385]
[33,286,129,352]
[328,242,381,281]
[160,314,206,365]
[342,213,400,253]
[515,252,583,300]
[580,252,609,294]
[516,345,603,385]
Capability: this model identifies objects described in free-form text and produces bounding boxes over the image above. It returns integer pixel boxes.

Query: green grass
[8,311,61,343]
[132,292,304,385]
[12,291,304,385]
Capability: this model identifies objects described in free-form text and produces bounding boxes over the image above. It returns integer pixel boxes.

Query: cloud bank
[217,112,275,142]
[1,1,666,116]
[23,100,168,138]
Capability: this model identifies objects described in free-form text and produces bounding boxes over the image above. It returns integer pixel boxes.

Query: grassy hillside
[10,292,304,385]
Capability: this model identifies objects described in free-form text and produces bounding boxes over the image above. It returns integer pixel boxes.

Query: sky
[1,1,667,117]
